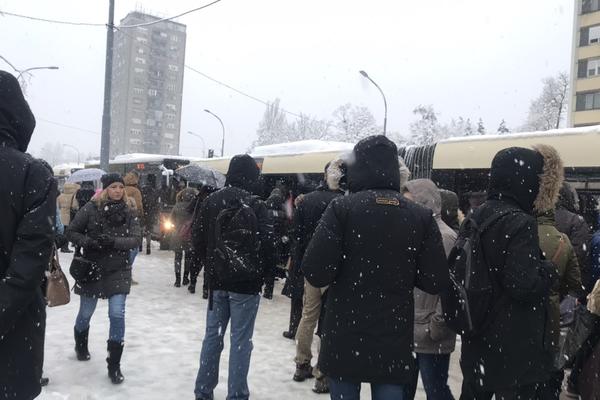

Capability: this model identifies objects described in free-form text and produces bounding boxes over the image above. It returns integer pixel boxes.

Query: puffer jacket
[303,136,449,384]
[67,198,141,298]
[0,71,57,400]
[57,182,80,225]
[460,145,559,391]
[405,179,457,355]
[123,172,144,217]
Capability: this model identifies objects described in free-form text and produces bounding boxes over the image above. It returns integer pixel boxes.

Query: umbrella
[67,168,106,183]
[175,165,225,189]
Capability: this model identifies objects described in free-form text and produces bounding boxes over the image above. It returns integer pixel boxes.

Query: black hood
[487,147,543,214]
[557,182,579,213]
[0,71,36,152]
[348,135,400,193]
[225,154,261,194]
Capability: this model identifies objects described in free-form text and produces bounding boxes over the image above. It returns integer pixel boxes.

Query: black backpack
[211,197,262,284]
[441,210,515,338]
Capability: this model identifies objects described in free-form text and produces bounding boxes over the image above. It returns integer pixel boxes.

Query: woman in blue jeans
[67,173,141,385]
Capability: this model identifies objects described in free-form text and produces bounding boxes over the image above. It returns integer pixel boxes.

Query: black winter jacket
[303,136,449,384]
[193,155,274,294]
[460,147,556,391]
[0,71,57,400]
[555,208,592,291]
[285,186,341,299]
[67,200,141,298]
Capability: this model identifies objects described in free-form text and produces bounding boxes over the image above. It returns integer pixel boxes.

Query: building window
[146,119,156,127]
[133,98,143,105]
[160,31,168,38]
[133,87,143,95]
[134,67,145,73]
[148,89,158,97]
[580,25,600,46]
[166,84,176,92]
[136,36,148,43]
[576,91,600,110]
[131,118,142,124]
[130,129,142,135]
[130,138,142,145]
[582,0,600,14]
[164,133,175,139]
[166,123,176,130]
[166,103,177,111]
[135,57,146,64]
[579,58,600,78]
[171,35,179,42]
[168,64,179,72]
[137,48,145,54]
[165,113,176,121]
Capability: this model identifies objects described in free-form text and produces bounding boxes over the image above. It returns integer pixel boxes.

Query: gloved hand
[82,237,100,250]
[97,234,115,248]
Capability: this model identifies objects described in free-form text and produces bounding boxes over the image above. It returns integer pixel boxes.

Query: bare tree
[523,71,569,131]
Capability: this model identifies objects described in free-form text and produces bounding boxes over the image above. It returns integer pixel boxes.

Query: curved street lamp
[204,109,225,157]
[62,144,81,165]
[359,70,387,136]
[17,66,60,82]
[187,131,206,157]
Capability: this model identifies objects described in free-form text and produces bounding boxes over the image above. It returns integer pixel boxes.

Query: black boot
[182,267,190,286]
[106,340,125,384]
[188,283,196,294]
[74,327,91,361]
[174,273,181,287]
[293,362,314,382]
[202,285,209,300]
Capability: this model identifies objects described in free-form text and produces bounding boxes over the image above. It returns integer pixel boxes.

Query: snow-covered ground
[39,245,462,400]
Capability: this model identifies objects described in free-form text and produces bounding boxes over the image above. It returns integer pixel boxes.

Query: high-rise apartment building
[110,11,186,157]
[569,0,600,127]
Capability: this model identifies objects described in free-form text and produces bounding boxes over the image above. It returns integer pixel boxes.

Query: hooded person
[459,146,559,399]
[290,158,345,392]
[555,182,593,294]
[57,182,81,252]
[440,189,461,232]
[302,135,449,397]
[192,154,275,400]
[531,144,583,399]
[403,178,457,400]
[0,71,57,400]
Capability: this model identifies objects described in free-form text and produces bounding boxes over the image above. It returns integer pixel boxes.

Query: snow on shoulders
[251,140,355,157]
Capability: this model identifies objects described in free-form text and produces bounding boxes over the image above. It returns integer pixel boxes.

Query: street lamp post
[63,144,81,165]
[204,109,225,157]
[359,70,388,136]
[16,66,59,82]
[187,131,206,157]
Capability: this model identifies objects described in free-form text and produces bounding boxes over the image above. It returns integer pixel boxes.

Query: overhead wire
[118,0,223,28]
[37,118,101,135]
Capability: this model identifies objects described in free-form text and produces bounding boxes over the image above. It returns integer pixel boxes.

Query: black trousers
[287,297,303,334]
[174,250,193,278]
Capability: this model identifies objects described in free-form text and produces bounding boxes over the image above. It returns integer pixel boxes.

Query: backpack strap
[552,237,566,264]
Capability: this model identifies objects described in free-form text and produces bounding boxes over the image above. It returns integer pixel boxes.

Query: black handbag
[69,255,98,283]
[560,304,598,368]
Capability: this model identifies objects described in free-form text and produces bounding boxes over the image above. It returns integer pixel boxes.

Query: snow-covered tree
[254,98,290,146]
[409,105,440,145]
[37,142,67,166]
[477,118,486,135]
[287,113,331,141]
[522,71,569,131]
[330,104,380,142]
[497,119,510,134]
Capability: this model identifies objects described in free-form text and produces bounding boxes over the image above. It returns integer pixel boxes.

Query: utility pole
[100,0,115,171]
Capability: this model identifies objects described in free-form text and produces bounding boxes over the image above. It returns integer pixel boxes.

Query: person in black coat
[459,146,560,399]
[192,154,275,400]
[303,135,449,398]
[67,173,142,385]
[555,182,593,293]
[141,173,160,254]
[0,71,57,400]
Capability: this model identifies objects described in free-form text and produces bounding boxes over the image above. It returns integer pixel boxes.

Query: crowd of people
[2,69,600,400]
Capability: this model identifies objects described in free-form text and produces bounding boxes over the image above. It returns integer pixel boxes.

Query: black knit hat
[101,173,125,189]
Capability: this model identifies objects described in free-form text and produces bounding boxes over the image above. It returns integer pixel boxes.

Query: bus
[399,126,600,229]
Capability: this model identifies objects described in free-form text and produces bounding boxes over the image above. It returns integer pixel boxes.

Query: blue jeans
[75,294,127,342]
[129,248,139,267]
[417,353,454,400]
[194,290,260,400]
[328,379,406,400]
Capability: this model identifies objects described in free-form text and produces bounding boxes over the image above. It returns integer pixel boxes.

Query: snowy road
[39,246,462,400]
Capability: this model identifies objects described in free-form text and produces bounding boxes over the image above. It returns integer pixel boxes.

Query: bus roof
[433,126,600,169]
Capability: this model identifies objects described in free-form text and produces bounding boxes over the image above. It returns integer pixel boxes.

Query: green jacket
[537,211,582,356]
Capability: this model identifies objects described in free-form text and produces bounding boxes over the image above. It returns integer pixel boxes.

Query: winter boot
[174,273,181,287]
[293,362,314,382]
[74,327,91,361]
[282,330,295,340]
[182,267,190,286]
[263,284,274,300]
[188,283,196,294]
[40,377,50,387]
[202,285,209,300]
[312,376,329,394]
[106,340,125,384]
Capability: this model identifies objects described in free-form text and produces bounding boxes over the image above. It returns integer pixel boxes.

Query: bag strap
[552,237,566,264]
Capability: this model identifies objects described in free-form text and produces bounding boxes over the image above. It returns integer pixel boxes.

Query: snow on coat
[303,135,449,384]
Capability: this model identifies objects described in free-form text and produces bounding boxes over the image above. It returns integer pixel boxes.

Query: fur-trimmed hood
[123,172,139,187]
[326,157,347,191]
[532,144,564,215]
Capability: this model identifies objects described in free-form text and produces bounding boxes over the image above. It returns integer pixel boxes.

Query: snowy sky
[0,0,573,160]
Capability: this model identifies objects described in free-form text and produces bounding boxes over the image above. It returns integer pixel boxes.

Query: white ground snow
[39,245,462,400]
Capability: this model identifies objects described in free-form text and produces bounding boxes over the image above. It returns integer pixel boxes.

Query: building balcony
[581,10,600,27]
[576,75,600,92]
[578,44,600,60]
[571,109,600,126]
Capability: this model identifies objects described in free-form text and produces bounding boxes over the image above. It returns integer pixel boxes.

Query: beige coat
[123,172,144,216]
[56,183,80,225]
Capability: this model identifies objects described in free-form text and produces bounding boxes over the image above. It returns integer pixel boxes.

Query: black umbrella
[174,165,225,189]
